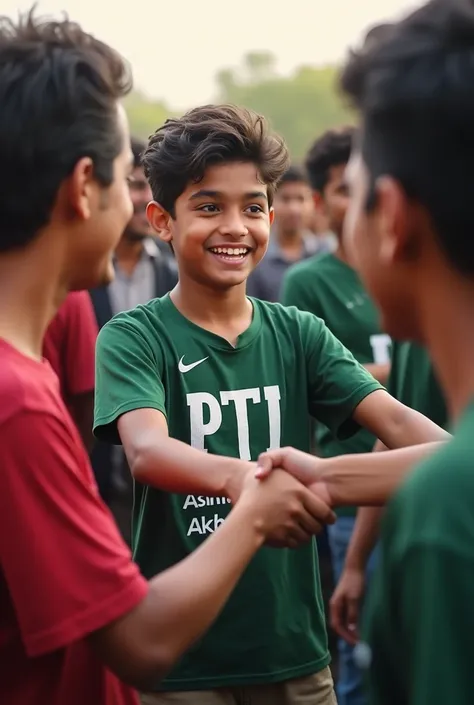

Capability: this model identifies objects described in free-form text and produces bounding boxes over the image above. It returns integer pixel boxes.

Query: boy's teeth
[210,247,248,255]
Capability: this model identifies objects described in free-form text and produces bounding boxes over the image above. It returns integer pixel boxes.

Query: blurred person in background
[247,165,332,301]
[91,136,176,329]
[306,190,336,253]
[90,136,178,543]
[282,126,391,705]
[43,290,98,453]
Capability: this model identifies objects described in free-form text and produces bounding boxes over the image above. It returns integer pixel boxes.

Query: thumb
[255,450,283,479]
[346,598,359,640]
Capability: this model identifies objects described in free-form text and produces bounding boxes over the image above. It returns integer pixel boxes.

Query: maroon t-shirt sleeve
[64,291,99,397]
[0,409,148,657]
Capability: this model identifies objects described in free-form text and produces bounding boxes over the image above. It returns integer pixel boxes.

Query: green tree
[216,53,354,160]
[124,90,172,140]
[124,54,354,160]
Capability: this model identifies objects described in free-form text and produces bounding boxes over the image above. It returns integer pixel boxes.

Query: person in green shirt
[258,1,474,702]
[94,104,447,705]
[282,126,391,705]
[330,340,447,645]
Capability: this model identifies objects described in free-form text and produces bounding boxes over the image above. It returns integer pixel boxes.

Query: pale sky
[3,0,420,108]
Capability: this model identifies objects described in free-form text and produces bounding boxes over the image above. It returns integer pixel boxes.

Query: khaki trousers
[141,667,337,705]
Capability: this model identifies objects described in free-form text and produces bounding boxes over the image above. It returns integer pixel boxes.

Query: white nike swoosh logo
[178,355,209,373]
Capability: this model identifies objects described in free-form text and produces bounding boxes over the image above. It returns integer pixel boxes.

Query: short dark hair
[277,165,310,188]
[131,137,146,168]
[340,0,474,277]
[305,127,356,193]
[0,9,131,252]
[143,104,290,217]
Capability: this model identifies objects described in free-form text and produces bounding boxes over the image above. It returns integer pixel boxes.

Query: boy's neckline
[162,293,262,352]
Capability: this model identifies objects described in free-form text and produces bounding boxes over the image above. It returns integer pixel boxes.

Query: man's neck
[0,240,67,359]
[418,271,474,422]
[276,227,305,260]
[332,234,350,265]
[115,235,145,274]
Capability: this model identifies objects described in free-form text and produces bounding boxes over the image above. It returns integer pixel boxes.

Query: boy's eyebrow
[188,189,268,201]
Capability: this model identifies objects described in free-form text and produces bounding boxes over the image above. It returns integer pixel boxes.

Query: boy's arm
[94,318,249,500]
[330,506,384,644]
[1,409,332,691]
[352,388,450,449]
[257,439,445,507]
[117,408,247,502]
[329,440,386,644]
[256,391,450,505]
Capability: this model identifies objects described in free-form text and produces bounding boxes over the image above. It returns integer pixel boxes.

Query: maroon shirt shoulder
[0,340,147,705]
[43,291,98,400]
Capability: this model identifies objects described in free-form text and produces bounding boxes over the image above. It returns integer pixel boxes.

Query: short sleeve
[64,292,98,396]
[94,317,166,443]
[0,411,148,657]
[302,312,382,438]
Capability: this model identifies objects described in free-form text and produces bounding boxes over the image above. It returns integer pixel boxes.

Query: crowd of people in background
[2,1,474,705]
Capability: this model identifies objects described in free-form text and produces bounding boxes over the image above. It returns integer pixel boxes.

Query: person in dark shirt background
[247,165,334,301]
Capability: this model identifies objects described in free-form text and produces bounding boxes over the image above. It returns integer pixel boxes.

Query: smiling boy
[94,104,447,705]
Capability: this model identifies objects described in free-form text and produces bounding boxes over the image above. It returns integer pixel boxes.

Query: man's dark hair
[305,127,356,193]
[131,137,146,168]
[143,104,290,217]
[0,8,131,252]
[340,0,474,276]
[277,165,310,188]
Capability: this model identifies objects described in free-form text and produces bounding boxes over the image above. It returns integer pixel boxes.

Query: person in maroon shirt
[0,9,335,705]
[43,290,99,452]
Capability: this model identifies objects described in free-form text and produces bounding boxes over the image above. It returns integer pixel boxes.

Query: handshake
[228,448,336,549]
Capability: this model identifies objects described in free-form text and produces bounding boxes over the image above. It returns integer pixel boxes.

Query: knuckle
[287,501,302,517]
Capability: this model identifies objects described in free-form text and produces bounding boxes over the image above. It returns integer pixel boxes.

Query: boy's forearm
[344,506,384,569]
[319,442,442,506]
[130,433,248,500]
[343,440,386,569]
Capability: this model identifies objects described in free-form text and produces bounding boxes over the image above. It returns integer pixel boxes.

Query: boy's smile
[206,244,254,268]
[148,161,274,289]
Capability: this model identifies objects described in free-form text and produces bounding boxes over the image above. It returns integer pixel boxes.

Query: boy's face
[124,164,154,242]
[343,148,420,340]
[66,104,134,290]
[314,164,349,239]
[273,180,313,235]
[149,161,273,290]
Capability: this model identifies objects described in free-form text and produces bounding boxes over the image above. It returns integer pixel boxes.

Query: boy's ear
[147,201,173,244]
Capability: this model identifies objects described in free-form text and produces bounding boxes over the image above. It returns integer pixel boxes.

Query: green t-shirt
[282,253,391,517]
[361,401,474,705]
[387,341,447,428]
[94,294,381,690]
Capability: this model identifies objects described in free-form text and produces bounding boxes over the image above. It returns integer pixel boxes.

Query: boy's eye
[246,204,264,214]
[198,204,219,213]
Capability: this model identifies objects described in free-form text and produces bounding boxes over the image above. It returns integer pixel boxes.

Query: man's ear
[312,190,327,216]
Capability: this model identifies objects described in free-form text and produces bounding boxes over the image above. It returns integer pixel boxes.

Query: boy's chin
[207,272,249,290]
